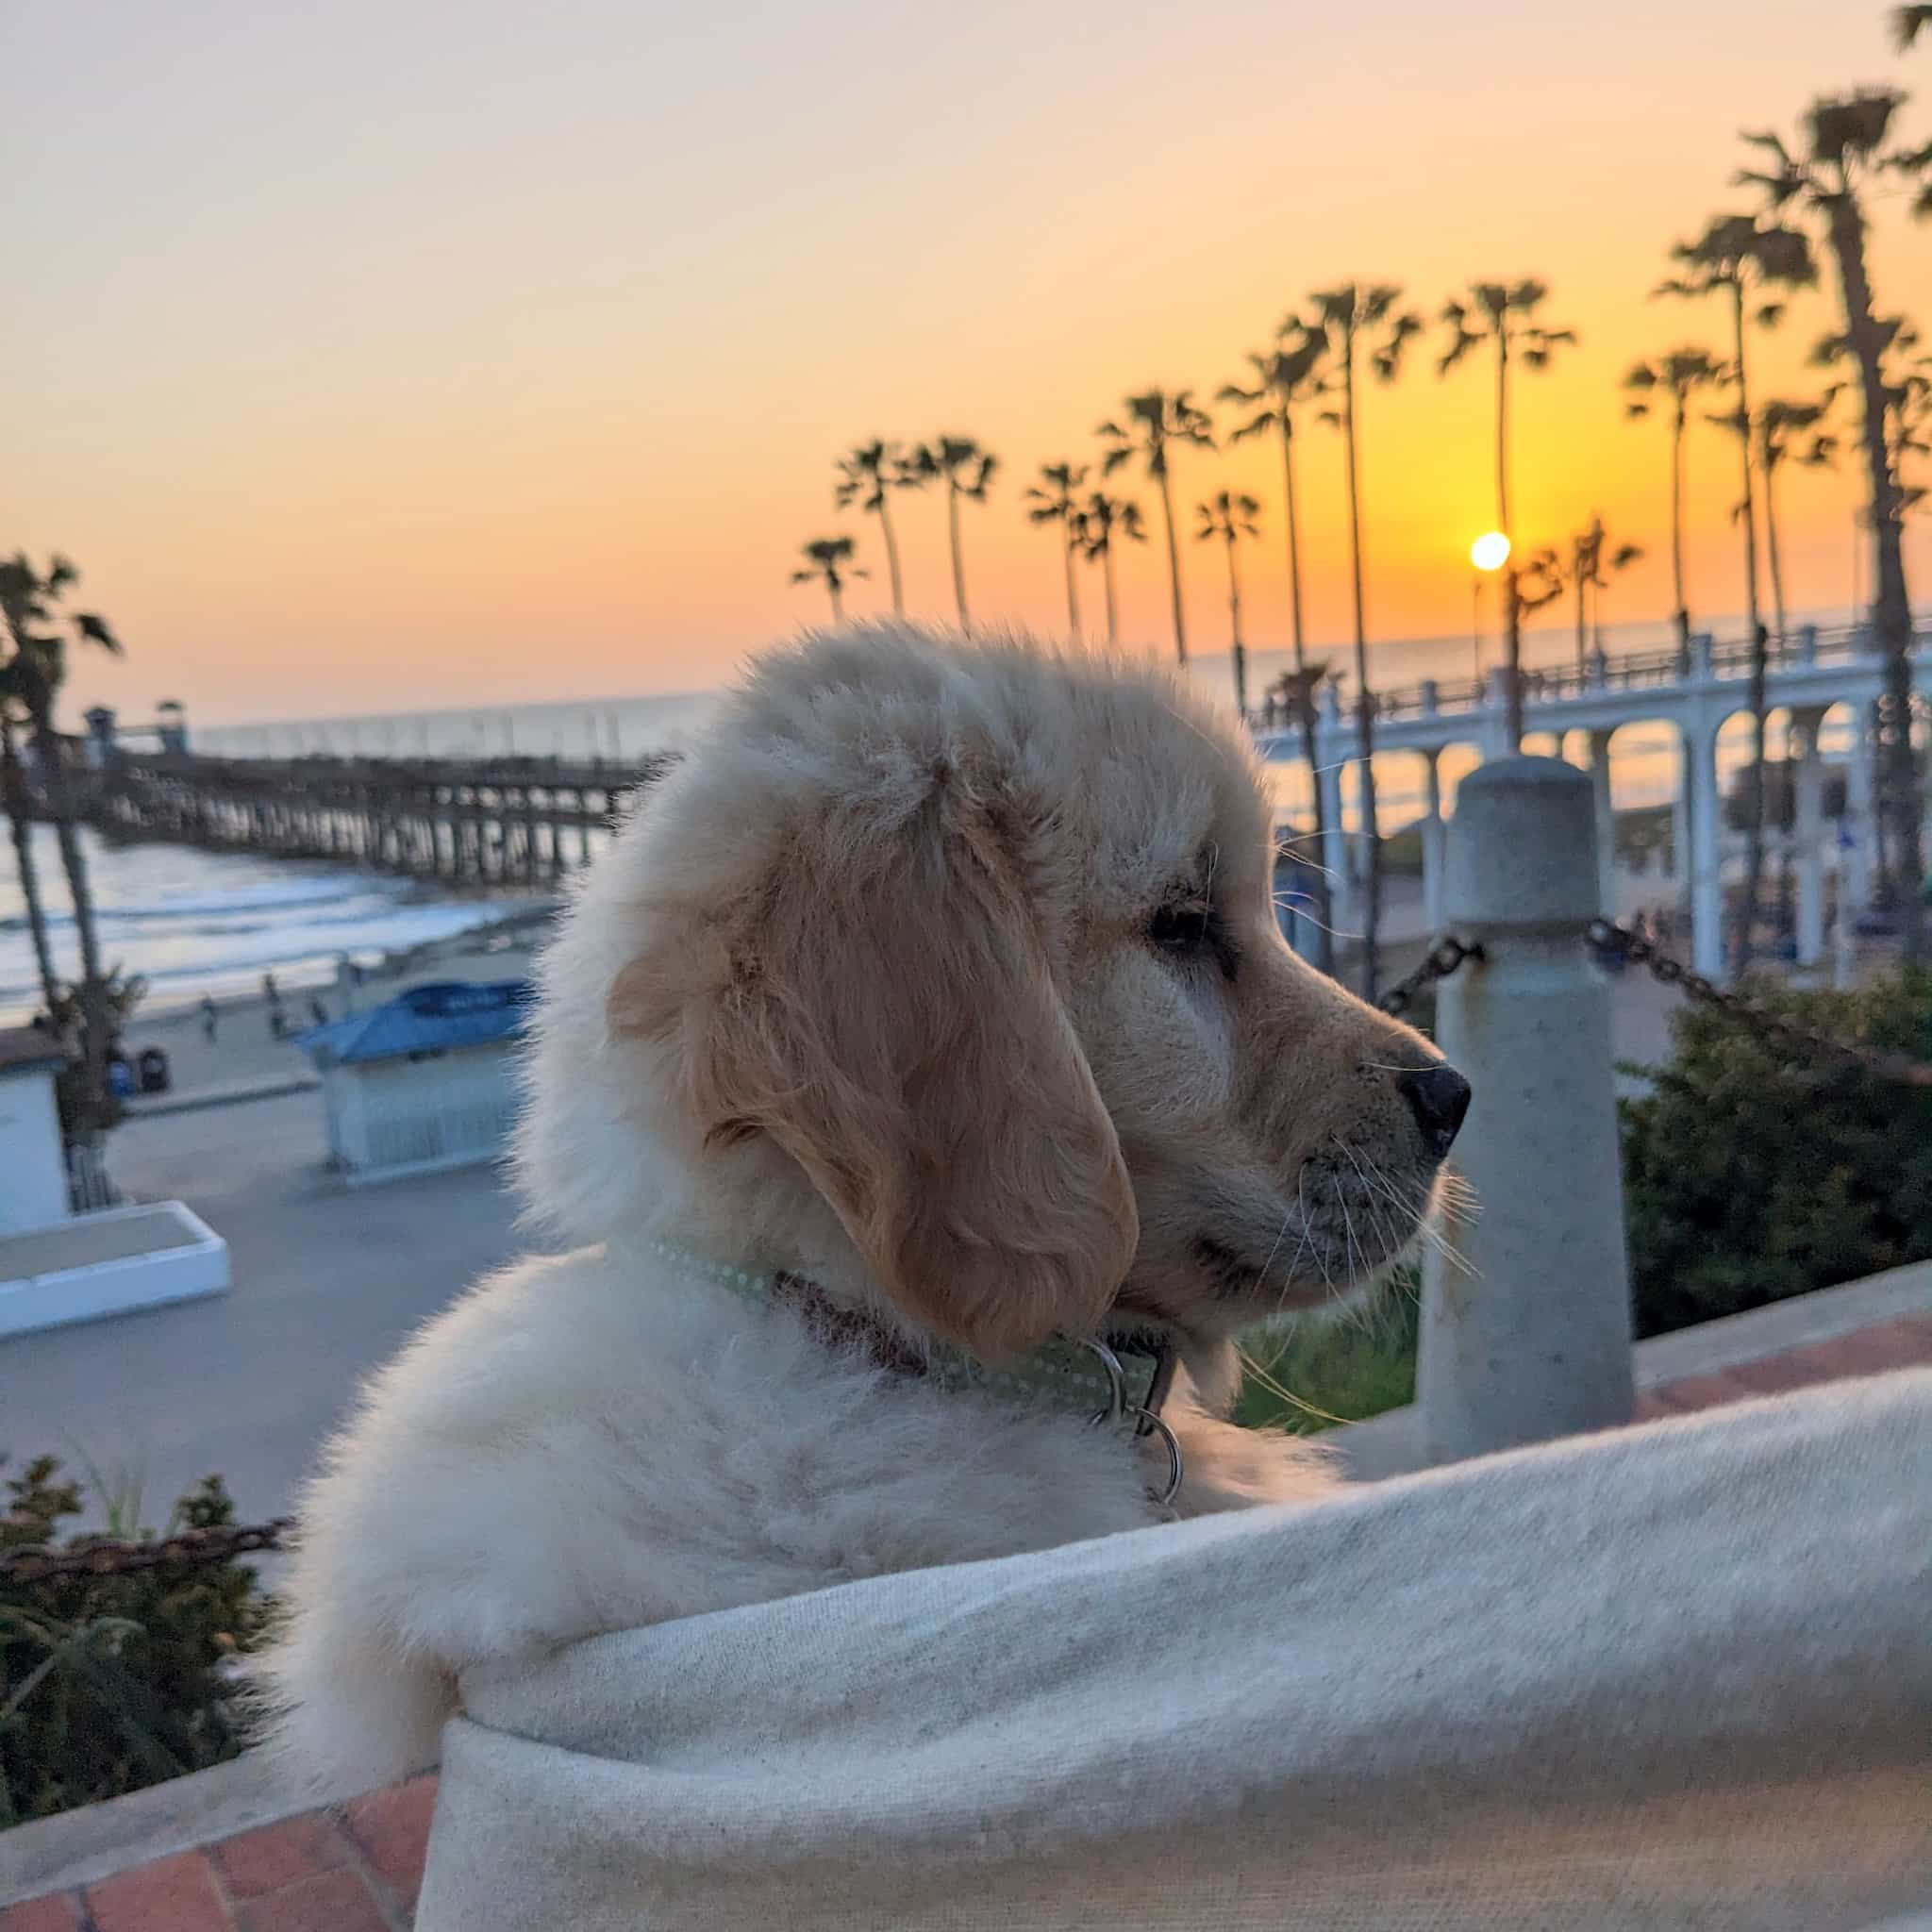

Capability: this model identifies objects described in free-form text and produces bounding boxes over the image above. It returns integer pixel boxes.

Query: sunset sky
[7,0,1928,728]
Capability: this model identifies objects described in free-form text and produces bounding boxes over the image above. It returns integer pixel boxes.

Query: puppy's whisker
[1252,1200,1296,1300]
[1345,1141,1478,1281]
[1234,1343,1351,1429]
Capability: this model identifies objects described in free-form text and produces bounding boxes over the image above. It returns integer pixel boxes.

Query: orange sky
[6,1,1928,727]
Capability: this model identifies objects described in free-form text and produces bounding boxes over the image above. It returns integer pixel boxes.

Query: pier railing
[1248,621,1875,732]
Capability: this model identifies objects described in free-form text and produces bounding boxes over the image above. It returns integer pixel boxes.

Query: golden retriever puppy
[258,625,1469,1798]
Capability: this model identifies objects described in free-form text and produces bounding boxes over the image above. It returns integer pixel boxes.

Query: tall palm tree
[1436,280,1579,747]
[833,441,914,615]
[1076,491,1147,647]
[1623,348,1726,663]
[0,602,58,1015]
[1562,517,1643,675]
[1736,92,1930,958]
[1220,321,1334,969]
[908,437,998,627]
[1307,283,1423,1002]
[0,554,124,1123]
[1754,399,1837,649]
[1023,462,1090,637]
[1095,391,1215,664]
[790,536,864,624]
[1657,212,1814,972]
[1193,491,1262,719]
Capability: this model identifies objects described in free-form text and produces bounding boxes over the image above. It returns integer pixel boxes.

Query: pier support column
[1791,707,1827,972]
[1589,730,1616,922]
[1420,749,1446,935]
[1845,703,1876,921]
[1670,741,1691,905]
[1687,718,1724,981]
[1319,756,1351,935]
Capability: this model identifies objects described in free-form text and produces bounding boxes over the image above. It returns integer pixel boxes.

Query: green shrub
[1,1457,271,1827]
[1235,1274,1420,1434]
[1619,968,1932,1339]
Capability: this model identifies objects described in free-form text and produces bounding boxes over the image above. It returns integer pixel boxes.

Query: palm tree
[1193,491,1262,719]
[1024,462,1090,637]
[1657,212,1814,971]
[908,437,998,627]
[1076,491,1147,647]
[790,536,864,624]
[1562,517,1643,675]
[1623,349,1727,664]
[1436,281,1579,747]
[1220,321,1334,969]
[1734,92,1929,960]
[833,441,914,615]
[0,603,58,1015]
[0,554,124,1124]
[1307,283,1423,1002]
[1754,399,1837,650]
[1095,391,1215,664]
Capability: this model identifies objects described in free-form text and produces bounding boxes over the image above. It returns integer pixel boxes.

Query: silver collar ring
[1078,1340,1184,1506]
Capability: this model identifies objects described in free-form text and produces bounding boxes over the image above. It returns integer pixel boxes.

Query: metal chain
[1377,936,1486,1017]
[1586,920,1932,1090]
[0,1518,291,1586]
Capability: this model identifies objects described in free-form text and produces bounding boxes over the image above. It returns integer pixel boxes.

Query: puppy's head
[519,625,1466,1360]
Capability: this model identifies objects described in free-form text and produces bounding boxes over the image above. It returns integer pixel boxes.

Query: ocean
[3,611,1861,1024]
[0,825,550,1024]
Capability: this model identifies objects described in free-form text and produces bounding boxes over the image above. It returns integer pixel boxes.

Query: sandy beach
[118,912,555,1115]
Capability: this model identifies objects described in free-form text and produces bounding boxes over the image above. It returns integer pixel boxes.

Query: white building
[301,980,533,1186]
[0,1026,71,1234]
[0,1025,230,1339]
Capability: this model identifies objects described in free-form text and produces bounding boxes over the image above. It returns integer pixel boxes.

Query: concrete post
[1589,729,1616,920]
[1687,721,1724,980]
[1421,749,1446,934]
[1418,758,1636,1464]
[1791,707,1826,970]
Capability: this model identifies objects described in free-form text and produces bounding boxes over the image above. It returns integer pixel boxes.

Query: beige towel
[418,1370,1932,1930]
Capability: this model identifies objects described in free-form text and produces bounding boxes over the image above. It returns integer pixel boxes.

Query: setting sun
[1471,532,1513,574]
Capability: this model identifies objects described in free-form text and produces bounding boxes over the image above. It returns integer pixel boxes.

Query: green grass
[1233,1272,1421,1435]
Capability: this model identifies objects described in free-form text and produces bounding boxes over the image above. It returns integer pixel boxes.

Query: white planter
[0,1202,230,1341]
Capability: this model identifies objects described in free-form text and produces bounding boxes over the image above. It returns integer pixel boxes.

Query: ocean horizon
[187,606,1866,761]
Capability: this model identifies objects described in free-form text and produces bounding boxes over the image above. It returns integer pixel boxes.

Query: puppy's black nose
[1398,1064,1472,1159]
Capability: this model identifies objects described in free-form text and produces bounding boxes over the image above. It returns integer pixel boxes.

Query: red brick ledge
[2,1775,435,1932]
[7,1307,1930,1931]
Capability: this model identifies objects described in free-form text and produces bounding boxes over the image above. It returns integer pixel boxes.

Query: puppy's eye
[1148,902,1215,955]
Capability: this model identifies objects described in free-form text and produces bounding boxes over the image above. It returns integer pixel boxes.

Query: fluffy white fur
[257,625,1459,1799]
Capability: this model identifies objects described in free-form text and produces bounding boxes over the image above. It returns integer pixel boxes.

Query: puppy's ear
[659,784,1138,1359]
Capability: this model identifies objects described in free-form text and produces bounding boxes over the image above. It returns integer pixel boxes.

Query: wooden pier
[35,747,675,887]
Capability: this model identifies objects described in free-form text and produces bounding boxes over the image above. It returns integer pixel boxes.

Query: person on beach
[200,995,219,1043]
